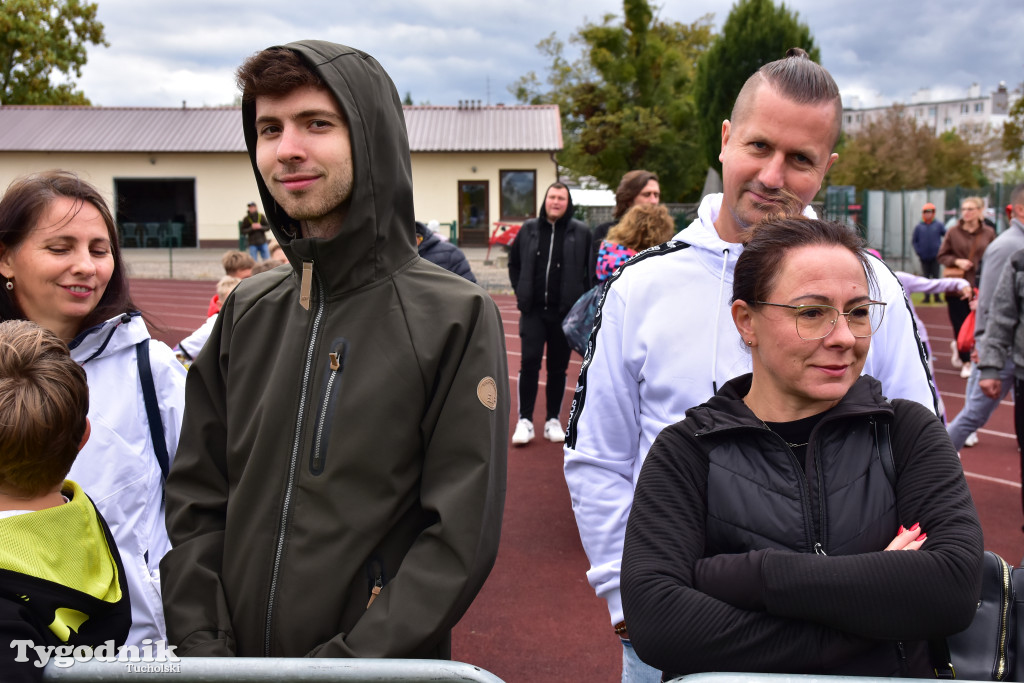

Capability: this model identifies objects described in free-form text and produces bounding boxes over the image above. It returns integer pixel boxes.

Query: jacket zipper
[366,559,385,609]
[543,223,555,308]
[310,339,348,475]
[264,261,325,656]
[996,555,1010,679]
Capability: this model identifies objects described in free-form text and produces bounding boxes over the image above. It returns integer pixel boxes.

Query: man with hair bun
[564,47,938,681]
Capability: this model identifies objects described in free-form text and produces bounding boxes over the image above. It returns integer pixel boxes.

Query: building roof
[403,104,562,152]
[0,103,562,154]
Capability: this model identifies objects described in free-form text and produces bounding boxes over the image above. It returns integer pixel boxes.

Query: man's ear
[78,418,91,452]
[718,120,731,164]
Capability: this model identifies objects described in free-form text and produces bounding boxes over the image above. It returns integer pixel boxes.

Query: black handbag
[932,550,1016,680]
[561,283,603,356]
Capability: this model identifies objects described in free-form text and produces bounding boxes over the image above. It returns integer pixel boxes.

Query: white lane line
[963,471,1022,489]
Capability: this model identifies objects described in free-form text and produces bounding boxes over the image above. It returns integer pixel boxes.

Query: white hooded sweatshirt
[563,193,937,627]
[68,312,187,645]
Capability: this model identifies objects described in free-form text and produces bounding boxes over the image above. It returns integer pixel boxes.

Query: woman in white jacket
[0,170,186,646]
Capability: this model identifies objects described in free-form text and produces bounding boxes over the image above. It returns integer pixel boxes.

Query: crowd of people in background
[0,37,1021,683]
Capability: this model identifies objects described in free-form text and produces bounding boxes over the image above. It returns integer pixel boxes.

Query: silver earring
[4,280,11,291]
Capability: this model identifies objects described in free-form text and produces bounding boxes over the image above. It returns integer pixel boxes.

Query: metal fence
[42,657,505,682]
[823,183,1018,274]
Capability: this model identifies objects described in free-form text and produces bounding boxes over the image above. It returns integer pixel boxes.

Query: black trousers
[919,257,941,280]
[947,296,973,363]
[517,308,571,422]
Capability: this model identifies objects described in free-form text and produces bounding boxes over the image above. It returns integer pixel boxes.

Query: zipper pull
[299,261,313,310]
[814,542,828,556]
[329,352,340,371]
[366,576,383,609]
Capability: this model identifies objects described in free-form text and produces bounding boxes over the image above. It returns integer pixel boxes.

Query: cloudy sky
[76,0,1022,110]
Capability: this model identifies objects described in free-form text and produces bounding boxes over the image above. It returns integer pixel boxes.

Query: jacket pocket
[309,338,348,475]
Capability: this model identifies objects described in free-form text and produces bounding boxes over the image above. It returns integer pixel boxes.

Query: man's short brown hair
[730,47,843,150]
[236,47,324,103]
[222,250,255,276]
[0,320,88,498]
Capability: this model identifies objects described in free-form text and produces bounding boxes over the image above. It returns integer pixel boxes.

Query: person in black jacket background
[508,182,592,445]
[415,222,476,283]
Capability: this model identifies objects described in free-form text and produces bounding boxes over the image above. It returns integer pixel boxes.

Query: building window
[499,170,536,221]
[928,106,937,116]
[975,102,984,113]
[961,103,970,114]
[916,108,923,118]
[944,117,952,127]
[845,114,852,124]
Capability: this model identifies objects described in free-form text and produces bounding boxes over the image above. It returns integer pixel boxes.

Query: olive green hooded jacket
[161,41,509,659]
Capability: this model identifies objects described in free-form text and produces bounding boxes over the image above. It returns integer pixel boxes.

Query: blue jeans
[947,358,1015,450]
[622,638,661,683]
[249,243,270,261]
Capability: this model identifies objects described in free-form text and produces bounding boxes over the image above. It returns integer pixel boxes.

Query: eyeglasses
[755,301,887,340]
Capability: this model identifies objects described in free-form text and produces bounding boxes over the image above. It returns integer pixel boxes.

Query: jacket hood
[538,185,577,227]
[242,40,416,293]
[69,312,149,365]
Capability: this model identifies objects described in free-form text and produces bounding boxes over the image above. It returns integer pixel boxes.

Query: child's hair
[250,259,284,275]
[221,250,255,276]
[216,275,242,302]
[0,320,89,498]
[606,203,675,252]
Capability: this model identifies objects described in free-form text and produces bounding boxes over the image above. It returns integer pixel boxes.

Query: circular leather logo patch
[477,377,498,411]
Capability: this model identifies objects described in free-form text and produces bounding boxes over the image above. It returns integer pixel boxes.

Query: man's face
[633,179,660,207]
[248,204,258,215]
[717,85,839,243]
[254,85,353,237]
[922,209,935,223]
[545,186,570,221]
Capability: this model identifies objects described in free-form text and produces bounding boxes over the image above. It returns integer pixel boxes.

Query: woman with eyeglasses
[621,216,982,678]
[937,197,996,373]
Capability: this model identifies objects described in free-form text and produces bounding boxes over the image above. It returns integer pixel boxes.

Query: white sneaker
[965,431,979,448]
[960,363,972,378]
[950,340,963,369]
[512,418,534,445]
[543,418,565,443]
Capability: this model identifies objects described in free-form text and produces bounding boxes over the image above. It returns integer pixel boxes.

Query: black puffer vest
[689,374,899,558]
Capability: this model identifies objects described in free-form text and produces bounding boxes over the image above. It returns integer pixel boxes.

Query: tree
[826,106,996,190]
[1002,86,1024,167]
[0,0,108,105]
[511,0,714,201]
[693,0,818,173]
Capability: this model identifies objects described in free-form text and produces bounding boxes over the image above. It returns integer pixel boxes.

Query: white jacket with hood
[563,193,938,627]
[68,312,187,645]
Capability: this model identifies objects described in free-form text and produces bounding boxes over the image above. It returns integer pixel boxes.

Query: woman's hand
[885,523,927,551]
[958,285,973,300]
[955,258,974,271]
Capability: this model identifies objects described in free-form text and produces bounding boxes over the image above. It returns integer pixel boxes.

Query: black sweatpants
[517,308,571,422]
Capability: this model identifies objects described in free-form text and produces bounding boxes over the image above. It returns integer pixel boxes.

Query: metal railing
[42,657,505,682]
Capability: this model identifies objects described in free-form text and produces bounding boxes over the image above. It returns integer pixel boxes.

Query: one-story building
[0,101,561,248]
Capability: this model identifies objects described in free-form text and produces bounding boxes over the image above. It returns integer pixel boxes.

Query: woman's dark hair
[613,170,659,220]
[732,215,877,307]
[236,47,324,103]
[0,170,136,331]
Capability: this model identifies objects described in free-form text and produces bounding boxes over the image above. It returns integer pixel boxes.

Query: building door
[458,180,489,247]
[114,178,197,248]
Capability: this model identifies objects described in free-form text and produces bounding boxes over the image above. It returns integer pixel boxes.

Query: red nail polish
[918,533,927,542]
[910,522,920,531]
[898,525,905,534]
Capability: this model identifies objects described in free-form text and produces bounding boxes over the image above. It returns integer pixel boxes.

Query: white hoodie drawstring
[711,247,730,395]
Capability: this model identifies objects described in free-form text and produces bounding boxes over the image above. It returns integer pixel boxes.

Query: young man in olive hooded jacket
[160,41,509,660]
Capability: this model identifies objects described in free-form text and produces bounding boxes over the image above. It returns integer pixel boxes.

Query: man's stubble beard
[269,176,353,240]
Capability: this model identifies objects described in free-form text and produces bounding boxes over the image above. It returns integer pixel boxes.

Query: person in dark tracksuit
[508,182,592,445]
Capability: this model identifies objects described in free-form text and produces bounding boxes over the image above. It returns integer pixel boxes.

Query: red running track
[132,280,1022,683]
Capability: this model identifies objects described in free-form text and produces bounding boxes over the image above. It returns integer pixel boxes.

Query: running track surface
[133,280,1023,683]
